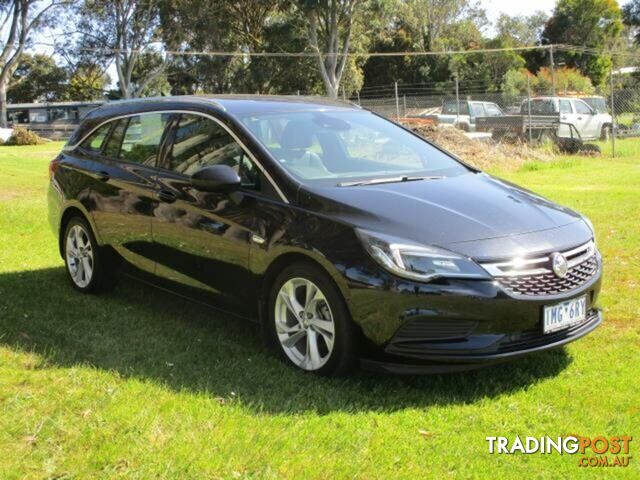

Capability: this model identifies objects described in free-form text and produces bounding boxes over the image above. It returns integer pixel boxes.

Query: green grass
[0,142,638,479]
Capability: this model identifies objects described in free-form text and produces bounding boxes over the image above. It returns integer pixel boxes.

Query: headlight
[355,229,490,282]
[581,214,596,241]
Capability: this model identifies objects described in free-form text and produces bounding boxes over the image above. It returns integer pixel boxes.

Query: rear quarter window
[79,123,112,153]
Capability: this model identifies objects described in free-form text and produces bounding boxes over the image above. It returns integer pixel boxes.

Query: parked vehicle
[423,100,504,132]
[477,96,613,141]
[49,95,602,375]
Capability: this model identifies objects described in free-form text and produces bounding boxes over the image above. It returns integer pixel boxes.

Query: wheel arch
[58,203,102,258]
[256,251,355,337]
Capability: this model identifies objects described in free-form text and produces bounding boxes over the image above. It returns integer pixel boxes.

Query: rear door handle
[96,171,110,182]
[155,190,177,203]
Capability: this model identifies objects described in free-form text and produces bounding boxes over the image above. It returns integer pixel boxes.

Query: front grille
[498,255,598,296]
[480,241,599,297]
[392,319,478,342]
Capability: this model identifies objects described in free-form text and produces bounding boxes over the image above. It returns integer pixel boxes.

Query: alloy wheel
[66,224,94,288]
[274,277,335,371]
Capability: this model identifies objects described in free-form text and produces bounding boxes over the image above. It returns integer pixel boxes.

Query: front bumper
[360,309,602,374]
[343,253,603,374]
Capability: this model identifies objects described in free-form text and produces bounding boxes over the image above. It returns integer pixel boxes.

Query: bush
[4,127,46,146]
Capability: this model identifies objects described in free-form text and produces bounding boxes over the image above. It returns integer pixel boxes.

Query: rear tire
[268,262,354,376]
[62,216,117,293]
[600,125,611,141]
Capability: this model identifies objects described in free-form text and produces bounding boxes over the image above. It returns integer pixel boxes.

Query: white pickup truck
[521,97,613,140]
[477,96,613,142]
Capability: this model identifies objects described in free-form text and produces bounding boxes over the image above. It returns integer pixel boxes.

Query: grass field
[0,141,638,479]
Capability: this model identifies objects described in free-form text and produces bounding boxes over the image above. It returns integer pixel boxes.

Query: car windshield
[239,110,468,184]
[582,97,608,113]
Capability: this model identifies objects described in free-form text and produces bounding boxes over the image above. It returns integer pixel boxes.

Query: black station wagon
[48,95,603,375]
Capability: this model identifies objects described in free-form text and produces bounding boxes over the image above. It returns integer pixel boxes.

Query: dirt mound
[405,123,553,170]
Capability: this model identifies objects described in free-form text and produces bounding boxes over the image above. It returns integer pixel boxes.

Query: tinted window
[560,100,573,114]
[103,119,127,158]
[167,114,259,187]
[118,113,171,166]
[80,123,111,153]
[574,101,592,115]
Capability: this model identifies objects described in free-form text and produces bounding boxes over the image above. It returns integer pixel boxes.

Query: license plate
[543,296,587,334]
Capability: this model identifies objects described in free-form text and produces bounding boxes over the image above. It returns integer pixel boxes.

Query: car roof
[86,94,360,119]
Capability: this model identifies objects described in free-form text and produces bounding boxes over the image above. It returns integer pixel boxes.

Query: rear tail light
[49,157,62,179]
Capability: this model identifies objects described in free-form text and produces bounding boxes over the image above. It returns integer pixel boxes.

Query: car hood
[300,172,588,258]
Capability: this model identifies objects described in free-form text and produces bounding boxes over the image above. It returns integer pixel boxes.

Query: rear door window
[103,119,127,159]
[559,100,573,114]
[118,113,172,166]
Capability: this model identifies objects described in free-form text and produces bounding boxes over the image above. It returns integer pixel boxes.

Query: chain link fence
[352,78,640,158]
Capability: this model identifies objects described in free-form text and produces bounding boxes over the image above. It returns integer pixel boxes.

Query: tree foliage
[542,0,622,86]
[7,53,68,103]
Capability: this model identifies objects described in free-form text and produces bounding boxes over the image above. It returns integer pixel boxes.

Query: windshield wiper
[338,175,444,187]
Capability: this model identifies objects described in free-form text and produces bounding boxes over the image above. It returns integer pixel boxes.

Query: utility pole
[550,45,556,95]
[610,68,616,158]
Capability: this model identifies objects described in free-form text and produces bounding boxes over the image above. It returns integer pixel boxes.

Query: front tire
[63,216,117,293]
[268,263,354,376]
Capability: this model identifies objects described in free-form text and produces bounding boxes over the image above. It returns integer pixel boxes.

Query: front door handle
[156,190,177,203]
[577,116,583,120]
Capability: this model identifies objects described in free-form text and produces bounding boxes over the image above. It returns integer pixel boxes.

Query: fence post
[403,95,406,117]
[550,45,556,95]
[454,73,460,126]
[527,74,532,143]
[394,81,400,120]
[356,90,360,106]
[610,69,616,158]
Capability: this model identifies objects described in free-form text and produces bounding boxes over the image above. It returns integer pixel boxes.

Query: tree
[495,12,548,47]
[0,0,71,127]
[623,0,640,44]
[541,0,623,86]
[300,0,361,98]
[66,64,110,100]
[7,53,68,103]
[502,66,594,103]
[76,0,167,98]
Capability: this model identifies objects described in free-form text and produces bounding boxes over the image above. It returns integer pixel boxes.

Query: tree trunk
[326,83,339,99]
[0,80,7,129]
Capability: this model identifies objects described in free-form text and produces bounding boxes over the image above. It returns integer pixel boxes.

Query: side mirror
[191,165,241,193]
